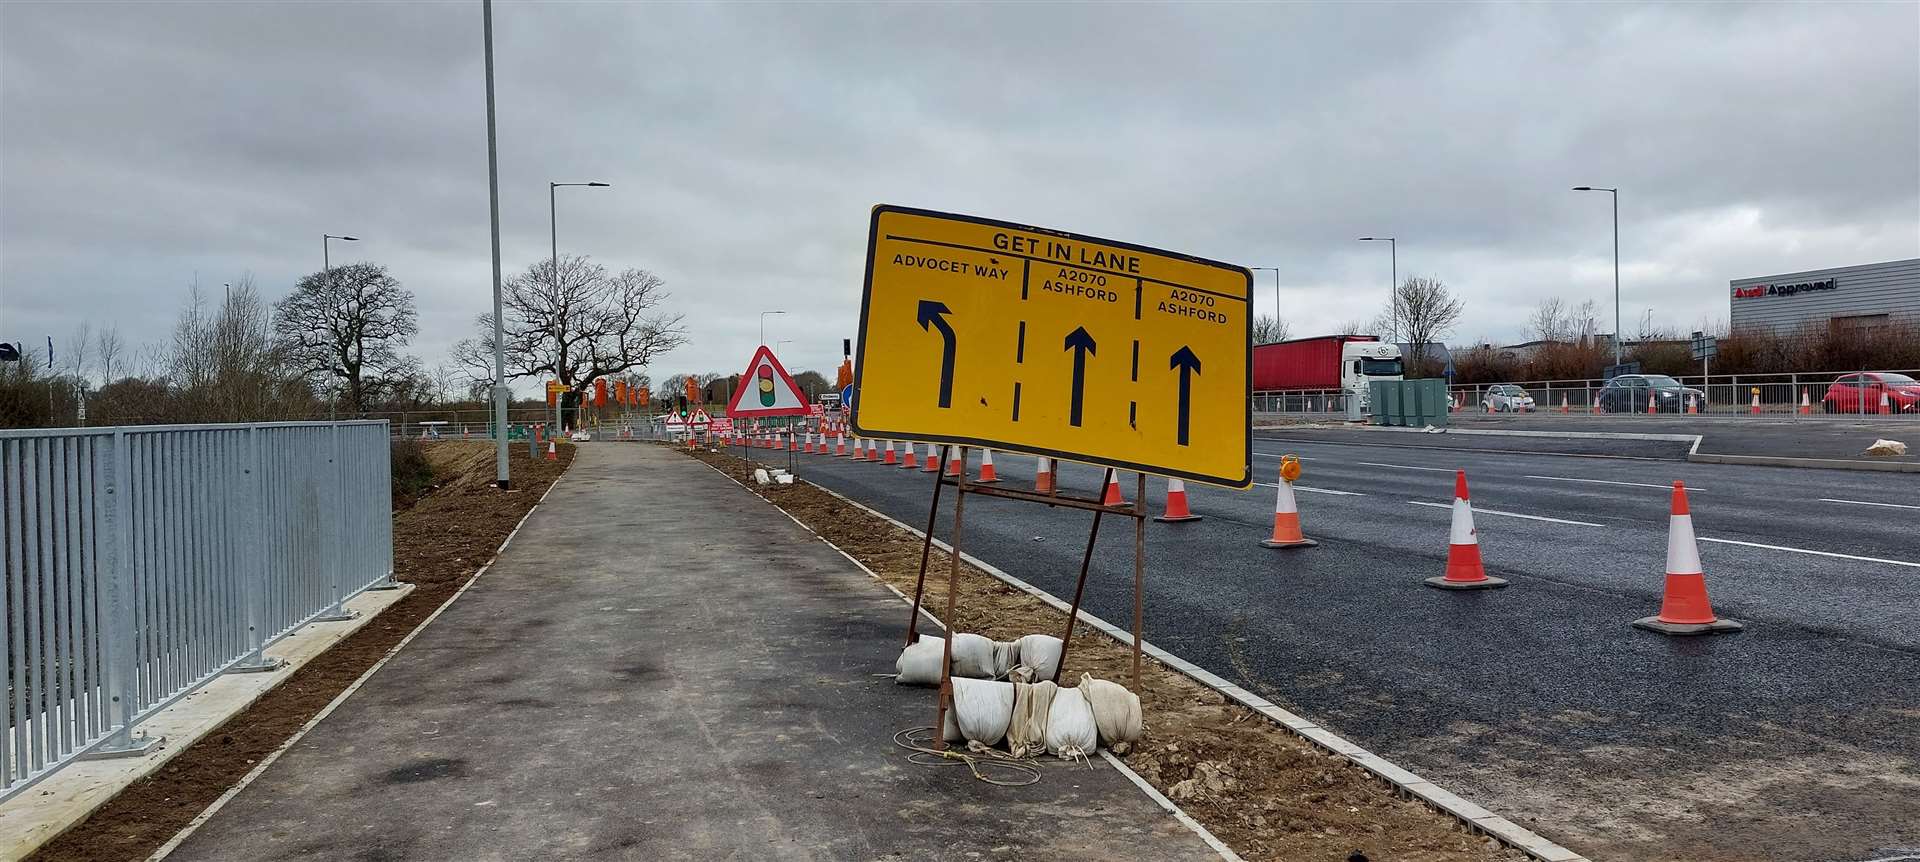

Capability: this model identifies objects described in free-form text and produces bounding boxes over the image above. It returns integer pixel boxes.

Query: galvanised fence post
[230,425,284,672]
[313,423,356,623]
[82,429,158,759]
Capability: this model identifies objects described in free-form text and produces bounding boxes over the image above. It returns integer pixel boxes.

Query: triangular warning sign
[726,346,812,417]
[689,408,712,429]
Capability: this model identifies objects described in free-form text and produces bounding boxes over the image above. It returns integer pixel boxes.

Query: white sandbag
[895,635,945,686]
[1865,438,1908,456]
[1006,680,1056,758]
[1080,673,1144,747]
[1045,685,1098,759]
[951,678,1015,746]
[1010,634,1062,683]
[949,633,997,679]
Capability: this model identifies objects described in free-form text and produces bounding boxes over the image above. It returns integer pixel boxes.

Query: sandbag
[1010,634,1063,683]
[988,640,1017,679]
[949,633,997,679]
[1865,438,1909,456]
[895,635,945,686]
[1080,673,1144,747]
[1045,685,1098,759]
[1006,680,1056,758]
[951,678,1015,746]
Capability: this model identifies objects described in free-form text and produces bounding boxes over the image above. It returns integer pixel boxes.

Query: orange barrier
[1424,470,1507,589]
[976,449,999,483]
[1154,478,1201,523]
[1633,482,1743,635]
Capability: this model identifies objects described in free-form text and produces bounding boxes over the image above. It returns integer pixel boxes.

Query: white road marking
[1358,461,1455,473]
[1525,475,1701,492]
[1819,498,1920,511]
[1697,537,1920,568]
[1407,500,1602,527]
[1253,482,1364,496]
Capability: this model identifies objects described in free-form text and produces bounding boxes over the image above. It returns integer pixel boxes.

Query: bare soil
[686,446,1530,862]
[28,441,574,862]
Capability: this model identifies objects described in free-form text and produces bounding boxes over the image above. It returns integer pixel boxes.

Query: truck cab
[1343,341,1404,408]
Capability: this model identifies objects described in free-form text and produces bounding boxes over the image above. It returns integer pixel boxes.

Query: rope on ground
[891,727,1043,787]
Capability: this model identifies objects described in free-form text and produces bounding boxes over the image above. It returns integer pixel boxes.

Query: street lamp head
[340,235,359,241]
[1358,237,1374,241]
[1572,186,1592,191]
[587,182,611,187]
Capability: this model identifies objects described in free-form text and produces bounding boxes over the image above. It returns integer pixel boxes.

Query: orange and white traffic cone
[1798,389,1811,415]
[548,440,559,461]
[1101,471,1127,506]
[923,443,941,473]
[1879,389,1893,415]
[900,442,918,469]
[1559,394,1570,414]
[945,448,964,477]
[790,433,801,452]
[1749,391,1761,415]
[1154,478,1201,523]
[1647,392,1658,415]
[883,440,899,465]
[1424,471,1507,589]
[976,449,999,483]
[835,433,848,457]
[1633,482,1743,635]
[1259,472,1313,548]
[1035,457,1055,493]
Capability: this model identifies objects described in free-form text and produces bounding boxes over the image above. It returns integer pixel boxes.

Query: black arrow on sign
[917,300,957,408]
[1169,346,1201,446]
[1063,326,1096,427]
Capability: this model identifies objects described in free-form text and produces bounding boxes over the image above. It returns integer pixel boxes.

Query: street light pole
[1574,186,1622,367]
[549,180,611,433]
[760,310,786,347]
[1358,237,1397,342]
[483,0,510,487]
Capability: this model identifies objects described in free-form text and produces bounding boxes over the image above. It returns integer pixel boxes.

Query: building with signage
[1728,258,1920,332]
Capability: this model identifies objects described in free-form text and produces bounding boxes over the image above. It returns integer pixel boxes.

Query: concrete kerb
[1685,452,1920,473]
[751,459,1589,862]
[687,456,1243,862]
[149,467,573,861]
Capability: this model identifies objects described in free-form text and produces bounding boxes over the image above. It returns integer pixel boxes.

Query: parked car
[570,430,592,442]
[1596,374,1693,413]
[1821,372,1920,413]
[1482,383,1536,412]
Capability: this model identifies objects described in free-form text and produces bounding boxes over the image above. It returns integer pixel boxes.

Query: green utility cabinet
[1368,380,1450,428]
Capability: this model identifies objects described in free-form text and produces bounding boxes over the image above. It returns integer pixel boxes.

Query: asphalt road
[754,435,1919,861]
[1434,411,1920,462]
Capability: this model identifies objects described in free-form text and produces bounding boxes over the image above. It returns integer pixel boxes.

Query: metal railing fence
[1,420,392,800]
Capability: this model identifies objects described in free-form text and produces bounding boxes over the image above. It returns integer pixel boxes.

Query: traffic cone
[1154,478,1202,523]
[1879,389,1893,415]
[790,433,801,452]
[835,433,848,457]
[900,443,918,469]
[945,448,963,477]
[1633,482,1743,635]
[1687,394,1699,414]
[1647,392,1657,415]
[1559,394,1570,414]
[923,444,940,473]
[883,440,898,465]
[1035,457,1055,493]
[1750,391,1761,415]
[1101,471,1127,506]
[1259,472,1313,548]
[976,449,999,483]
[1798,389,1811,415]
[1424,471,1507,589]
[547,440,559,461]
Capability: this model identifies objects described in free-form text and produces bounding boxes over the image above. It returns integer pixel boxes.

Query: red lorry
[1253,336,1405,405]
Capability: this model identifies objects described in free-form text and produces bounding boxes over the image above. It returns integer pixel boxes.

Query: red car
[1822,372,1920,413]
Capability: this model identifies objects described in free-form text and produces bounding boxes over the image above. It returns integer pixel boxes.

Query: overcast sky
[3,1,1916,393]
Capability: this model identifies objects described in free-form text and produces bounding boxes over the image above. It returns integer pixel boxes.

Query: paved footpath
[166,443,1213,861]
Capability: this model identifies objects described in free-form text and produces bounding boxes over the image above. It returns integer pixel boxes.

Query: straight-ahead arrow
[1064,326,1097,427]
[1169,345,1201,446]
[917,300,957,408]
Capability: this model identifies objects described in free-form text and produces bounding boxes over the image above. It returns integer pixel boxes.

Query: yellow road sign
[852,205,1252,488]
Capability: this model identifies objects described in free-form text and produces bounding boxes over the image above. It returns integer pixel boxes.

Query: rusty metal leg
[906,444,951,644]
[932,448,969,752]
[1053,467,1113,684]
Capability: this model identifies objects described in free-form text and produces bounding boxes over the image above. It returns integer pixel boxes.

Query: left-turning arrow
[917,300,957,408]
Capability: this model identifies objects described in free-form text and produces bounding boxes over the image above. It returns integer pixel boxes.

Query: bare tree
[1251,315,1291,345]
[273,262,419,414]
[1529,297,1571,342]
[96,325,125,385]
[65,323,93,386]
[1388,276,1464,378]
[1334,319,1369,337]
[485,254,686,395]
[166,279,312,422]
